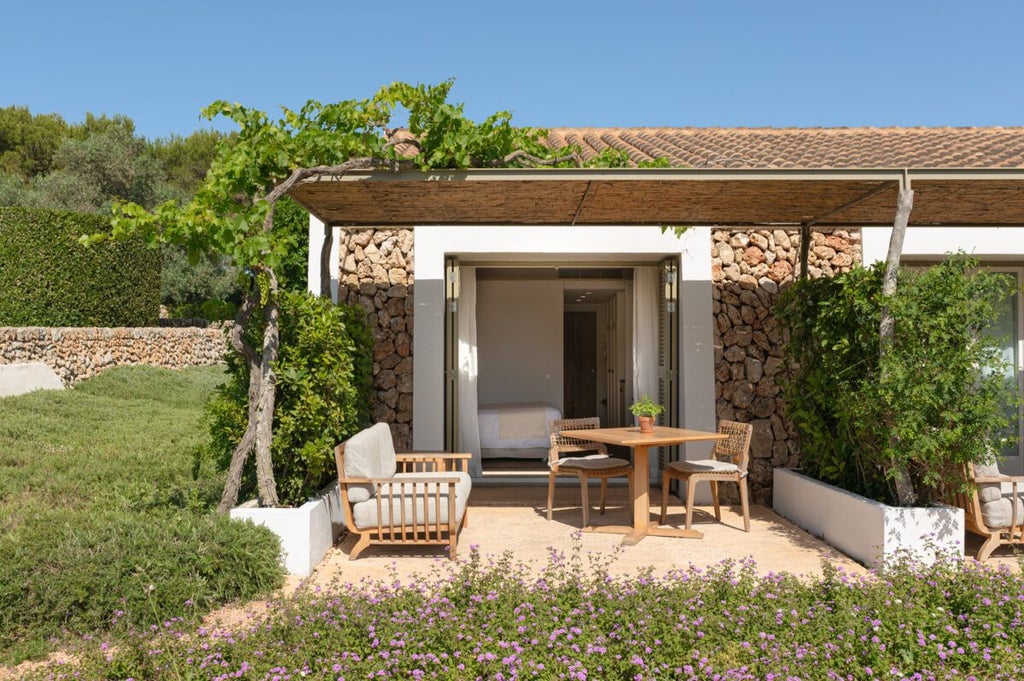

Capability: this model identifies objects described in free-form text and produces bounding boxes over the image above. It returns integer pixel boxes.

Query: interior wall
[476,279,563,409]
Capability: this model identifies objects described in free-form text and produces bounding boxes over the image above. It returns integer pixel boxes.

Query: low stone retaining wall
[0,326,229,386]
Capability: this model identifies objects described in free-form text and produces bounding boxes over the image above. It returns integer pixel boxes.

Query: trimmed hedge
[0,206,159,326]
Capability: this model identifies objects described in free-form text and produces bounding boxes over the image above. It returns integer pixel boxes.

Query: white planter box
[773,468,964,569]
[230,482,346,576]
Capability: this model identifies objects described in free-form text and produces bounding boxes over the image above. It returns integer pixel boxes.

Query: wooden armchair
[547,417,633,528]
[948,462,1024,561]
[659,420,753,532]
[334,423,472,560]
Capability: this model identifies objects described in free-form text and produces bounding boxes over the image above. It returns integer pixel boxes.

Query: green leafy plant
[777,253,1022,506]
[629,395,665,418]
[201,289,373,506]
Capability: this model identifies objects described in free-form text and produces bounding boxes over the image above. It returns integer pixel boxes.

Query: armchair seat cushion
[351,471,472,530]
[980,493,1024,530]
[667,458,739,474]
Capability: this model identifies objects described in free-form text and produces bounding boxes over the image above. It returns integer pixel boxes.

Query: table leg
[623,444,650,545]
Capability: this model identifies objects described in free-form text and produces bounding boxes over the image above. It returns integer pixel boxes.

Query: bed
[478,402,562,460]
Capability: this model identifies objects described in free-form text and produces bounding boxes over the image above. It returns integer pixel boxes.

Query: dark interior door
[564,310,597,418]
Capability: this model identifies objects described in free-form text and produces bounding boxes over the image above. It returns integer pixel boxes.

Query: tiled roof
[543,127,1024,169]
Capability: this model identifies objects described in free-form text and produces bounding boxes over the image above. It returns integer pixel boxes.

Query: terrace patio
[299,484,1023,591]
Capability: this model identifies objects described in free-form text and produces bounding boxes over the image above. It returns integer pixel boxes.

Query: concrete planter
[773,468,964,569]
[230,482,346,576]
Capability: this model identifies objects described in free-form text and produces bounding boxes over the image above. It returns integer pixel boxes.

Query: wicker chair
[659,420,753,532]
[547,417,633,528]
[948,462,1024,561]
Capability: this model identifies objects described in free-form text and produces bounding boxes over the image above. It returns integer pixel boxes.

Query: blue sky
[4,0,1024,140]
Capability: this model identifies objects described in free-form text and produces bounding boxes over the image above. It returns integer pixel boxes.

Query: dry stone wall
[711,229,861,505]
[336,228,415,451]
[0,326,228,386]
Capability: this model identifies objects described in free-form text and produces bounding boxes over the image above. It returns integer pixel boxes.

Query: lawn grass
[0,365,284,665]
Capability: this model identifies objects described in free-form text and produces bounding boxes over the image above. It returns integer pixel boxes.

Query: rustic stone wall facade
[0,326,228,386]
[711,229,861,504]
[335,228,416,451]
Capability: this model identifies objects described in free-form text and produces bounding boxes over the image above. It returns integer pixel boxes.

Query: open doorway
[444,261,680,480]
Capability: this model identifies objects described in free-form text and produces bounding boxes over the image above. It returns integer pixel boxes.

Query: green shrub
[202,289,373,506]
[0,365,284,664]
[0,206,159,326]
[0,507,282,662]
[777,254,1021,505]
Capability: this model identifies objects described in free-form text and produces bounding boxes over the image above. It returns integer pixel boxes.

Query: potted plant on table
[630,395,664,433]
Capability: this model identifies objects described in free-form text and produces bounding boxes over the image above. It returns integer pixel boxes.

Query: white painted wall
[862,227,1024,265]
[476,279,563,409]
[308,220,340,301]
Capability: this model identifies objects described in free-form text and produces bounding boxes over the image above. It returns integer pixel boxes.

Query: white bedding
[478,403,561,451]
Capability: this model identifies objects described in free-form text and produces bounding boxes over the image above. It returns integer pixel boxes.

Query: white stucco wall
[476,278,564,409]
[862,227,1024,265]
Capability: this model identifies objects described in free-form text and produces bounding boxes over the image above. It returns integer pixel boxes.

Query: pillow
[343,423,398,503]
[973,462,1004,504]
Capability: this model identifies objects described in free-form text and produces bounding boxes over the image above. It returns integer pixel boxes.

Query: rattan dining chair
[547,417,633,527]
[659,420,753,532]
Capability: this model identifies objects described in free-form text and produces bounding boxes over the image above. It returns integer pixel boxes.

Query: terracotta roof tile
[542,127,1024,169]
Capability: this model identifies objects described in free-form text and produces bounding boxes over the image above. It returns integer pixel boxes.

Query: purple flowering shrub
[30,541,1024,681]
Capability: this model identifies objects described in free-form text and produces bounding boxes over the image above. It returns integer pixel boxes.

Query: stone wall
[0,326,228,386]
[336,228,415,451]
[711,229,861,504]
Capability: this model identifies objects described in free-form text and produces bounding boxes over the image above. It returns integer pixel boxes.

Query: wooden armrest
[340,475,460,486]
[974,475,1024,483]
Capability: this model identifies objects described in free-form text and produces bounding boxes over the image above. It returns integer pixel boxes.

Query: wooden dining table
[558,425,728,544]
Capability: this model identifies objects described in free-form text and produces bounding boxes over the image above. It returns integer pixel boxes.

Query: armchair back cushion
[343,422,397,502]
[973,462,1024,529]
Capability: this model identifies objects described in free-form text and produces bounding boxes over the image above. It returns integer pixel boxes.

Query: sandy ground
[303,483,868,589]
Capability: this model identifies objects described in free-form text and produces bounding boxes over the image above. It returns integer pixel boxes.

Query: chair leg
[547,472,556,521]
[711,480,721,521]
[738,478,750,532]
[685,476,698,530]
[660,470,671,524]
[976,532,1002,562]
[627,470,634,523]
[599,477,608,515]
[580,475,591,528]
[349,531,371,561]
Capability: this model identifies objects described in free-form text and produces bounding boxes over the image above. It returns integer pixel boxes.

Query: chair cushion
[974,462,1004,504]
[351,471,472,530]
[667,458,739,474]
[344,423,398,503]
[980,493,1024,530]
[557,456,631,471]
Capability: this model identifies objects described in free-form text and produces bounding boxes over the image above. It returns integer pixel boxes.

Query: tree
[0,106,69,178]
[99,80,561,511]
